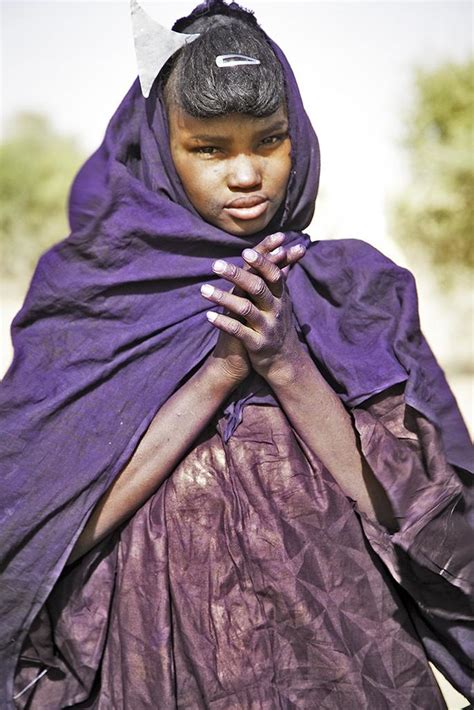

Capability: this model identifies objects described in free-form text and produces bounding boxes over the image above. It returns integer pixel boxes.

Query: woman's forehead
[169,105,289,141]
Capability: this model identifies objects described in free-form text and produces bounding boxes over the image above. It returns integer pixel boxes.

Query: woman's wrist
[257,338,310,389]
[204,351,249,393]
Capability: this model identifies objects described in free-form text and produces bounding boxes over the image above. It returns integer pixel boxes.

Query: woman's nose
[227,154,262,190]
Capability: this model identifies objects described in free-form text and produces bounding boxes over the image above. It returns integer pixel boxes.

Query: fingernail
[291,244,305,256]
[243,249,258,263]
[270,232,285,243]
[201,284,215,297]
[212,260,227,274]
[206,311,218,322]
[270,246,283,256]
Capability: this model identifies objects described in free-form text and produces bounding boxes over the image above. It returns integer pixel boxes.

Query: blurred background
[0,1,472,705]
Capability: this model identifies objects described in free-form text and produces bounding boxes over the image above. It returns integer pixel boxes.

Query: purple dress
[14,385,473,708]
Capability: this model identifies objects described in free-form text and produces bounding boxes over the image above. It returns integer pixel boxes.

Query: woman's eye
[261,133,287,147]
[195,146,220,155]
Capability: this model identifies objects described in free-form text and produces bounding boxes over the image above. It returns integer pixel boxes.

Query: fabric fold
[351,388,473,701]
[1,2,472,703]
[15,392,470,707]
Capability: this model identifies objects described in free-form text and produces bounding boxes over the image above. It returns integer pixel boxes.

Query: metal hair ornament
[130,0,200,98]
[215,54,261,67]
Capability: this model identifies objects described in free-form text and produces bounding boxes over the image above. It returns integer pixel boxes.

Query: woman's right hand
[206,232,305,386]
[69,235,307,563]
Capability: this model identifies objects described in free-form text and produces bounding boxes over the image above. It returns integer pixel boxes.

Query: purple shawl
[0,7,472,702]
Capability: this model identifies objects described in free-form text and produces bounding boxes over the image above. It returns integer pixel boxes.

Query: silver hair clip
[130,0,200,98]
[215,54,261,68]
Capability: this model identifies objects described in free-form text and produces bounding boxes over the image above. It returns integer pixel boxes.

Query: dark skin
[168,105,292,237]
[68,107,395,565]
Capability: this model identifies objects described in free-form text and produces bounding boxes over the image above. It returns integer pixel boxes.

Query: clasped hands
[202,232,306,386]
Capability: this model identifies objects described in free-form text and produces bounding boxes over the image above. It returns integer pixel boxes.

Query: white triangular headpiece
[130,0,200,98]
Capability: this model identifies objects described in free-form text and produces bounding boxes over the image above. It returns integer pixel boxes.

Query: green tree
[390,59,473,288]
[0,112,85,286]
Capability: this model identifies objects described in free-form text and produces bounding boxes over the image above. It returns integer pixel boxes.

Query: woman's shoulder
[308,237,408,271]
[300,237,417,298]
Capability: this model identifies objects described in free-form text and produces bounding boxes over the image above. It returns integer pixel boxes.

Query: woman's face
[168,105,292,236]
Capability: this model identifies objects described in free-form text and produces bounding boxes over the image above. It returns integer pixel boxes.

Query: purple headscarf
[0,1,471,702]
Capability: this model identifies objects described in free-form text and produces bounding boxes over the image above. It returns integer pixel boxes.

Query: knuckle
[253,336,266,353]
[229,320,242,337]
[258,235,273,252]
[240,300,253,318]
[267,267,282,284]
[250,279,267,298]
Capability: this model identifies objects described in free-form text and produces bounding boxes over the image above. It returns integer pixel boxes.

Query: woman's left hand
[202,246,306,382]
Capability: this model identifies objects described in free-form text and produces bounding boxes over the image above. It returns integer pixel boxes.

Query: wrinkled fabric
[14,391,473,707]
[1,0,473,705]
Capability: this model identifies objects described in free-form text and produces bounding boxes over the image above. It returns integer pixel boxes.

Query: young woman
[2,1,472,707]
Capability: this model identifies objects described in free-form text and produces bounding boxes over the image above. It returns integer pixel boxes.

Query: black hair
[161,2,286,118]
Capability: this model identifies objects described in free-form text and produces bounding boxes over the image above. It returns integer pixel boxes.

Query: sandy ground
[1,296,471,708]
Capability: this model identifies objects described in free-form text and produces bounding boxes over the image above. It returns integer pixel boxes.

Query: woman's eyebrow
[190,133,229,143]
[189,120,289,143]
[254,119,289,135]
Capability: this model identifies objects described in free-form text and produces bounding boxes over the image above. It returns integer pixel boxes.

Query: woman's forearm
[67,357,239,564]
[68,239,299,565]
[264,347,397,530]
[199,248,397,529]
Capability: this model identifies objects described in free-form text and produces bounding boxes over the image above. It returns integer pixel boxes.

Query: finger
[280,244,306,277]
[206,311,261,350]
[253,231,286,256]
[243,234,305,273]
[212,260,274,309]
[241,232,285,276]
[265,245,286,264]
[200,284,264,330]
[241,249,284,297]
[270,243,306,265]
[235,247,284,297]
[283,243,306,265]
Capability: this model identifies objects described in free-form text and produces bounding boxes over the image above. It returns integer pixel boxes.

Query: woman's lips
[223,196,269,221]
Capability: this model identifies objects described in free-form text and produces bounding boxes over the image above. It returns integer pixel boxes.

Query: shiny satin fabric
[14,389,472,707]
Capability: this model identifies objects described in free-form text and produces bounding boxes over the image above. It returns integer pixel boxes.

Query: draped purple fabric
[0,1,472,705]
[14,395,472,708]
